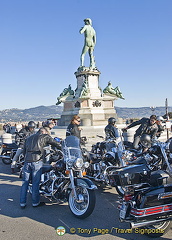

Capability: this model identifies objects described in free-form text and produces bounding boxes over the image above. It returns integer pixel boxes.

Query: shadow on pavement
[0,161,171,240]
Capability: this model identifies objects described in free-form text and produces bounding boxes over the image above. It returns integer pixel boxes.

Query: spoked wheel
[143,220,171,238]
[68,185,96,219]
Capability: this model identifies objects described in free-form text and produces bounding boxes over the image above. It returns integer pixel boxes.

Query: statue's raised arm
[80,18,96,69]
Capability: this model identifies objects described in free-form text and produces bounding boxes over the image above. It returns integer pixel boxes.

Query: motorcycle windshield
[62,136,82,160]
[62,136,80,148]
[105,142,116,151]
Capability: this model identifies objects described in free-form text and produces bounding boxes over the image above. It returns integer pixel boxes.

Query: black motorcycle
[0,131,24,165]
[28,136,97,219]
[0,142,18,165]
[113,136,172,196]
[109,139,172,237]
[85,135,126,185]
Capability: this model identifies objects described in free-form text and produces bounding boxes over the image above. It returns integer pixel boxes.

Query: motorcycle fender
[0,155,11,159]
[68,178,97,190]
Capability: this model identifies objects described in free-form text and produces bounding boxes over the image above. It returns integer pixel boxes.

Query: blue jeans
[20,161,43,206]
[133,135,141,149]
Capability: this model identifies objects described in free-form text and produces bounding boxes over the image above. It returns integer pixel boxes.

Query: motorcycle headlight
[74,158,84,169]
[84,161,90,168]
[66,158,74,168]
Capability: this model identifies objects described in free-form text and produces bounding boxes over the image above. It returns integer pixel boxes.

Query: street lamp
[165,98,170,139]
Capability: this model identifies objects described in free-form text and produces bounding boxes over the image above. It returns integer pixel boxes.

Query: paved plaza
[0,126,172,240]
[0,160,172,240]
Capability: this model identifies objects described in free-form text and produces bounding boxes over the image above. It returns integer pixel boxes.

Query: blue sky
[0,0,172,110]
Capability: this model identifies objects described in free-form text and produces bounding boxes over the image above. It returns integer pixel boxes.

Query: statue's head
[84,18,92,25]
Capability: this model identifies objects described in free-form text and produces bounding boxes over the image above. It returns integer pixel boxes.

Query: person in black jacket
[123,115,158,149]
[20,127,61,208]
[66,115,81,139]
[11,121,36,173]
[104,117,119,140]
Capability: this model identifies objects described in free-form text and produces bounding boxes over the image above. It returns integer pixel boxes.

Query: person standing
[66,115,81,139]
[20,127,61,208]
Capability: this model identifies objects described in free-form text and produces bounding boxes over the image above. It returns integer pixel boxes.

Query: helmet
[108,117,116,125]
[157,116,164,121]
[28,121,36,128]
[140,134,152,148]
[42,120,54,129]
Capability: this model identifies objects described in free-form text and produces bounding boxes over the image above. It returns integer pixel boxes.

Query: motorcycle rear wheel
[68,185,95,219]
[1,152,12,165]
[143,220,171,238]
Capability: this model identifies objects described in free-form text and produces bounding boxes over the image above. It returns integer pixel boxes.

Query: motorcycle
[112,136,172,197]
[0,142,18,165]
[85,134,126,185]
[109,139,172,237]
[0,131,25,165]
[28,135,97,219]
[0,142,25,175]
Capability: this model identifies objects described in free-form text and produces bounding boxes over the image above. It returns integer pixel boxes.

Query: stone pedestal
[59,68,117,126]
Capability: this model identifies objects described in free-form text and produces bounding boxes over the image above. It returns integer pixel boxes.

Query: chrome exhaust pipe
[131,217,172,228]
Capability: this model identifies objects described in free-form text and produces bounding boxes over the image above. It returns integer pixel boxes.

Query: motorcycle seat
[3,142,18,149]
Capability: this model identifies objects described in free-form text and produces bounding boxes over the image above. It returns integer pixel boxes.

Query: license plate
[120,203,127,219]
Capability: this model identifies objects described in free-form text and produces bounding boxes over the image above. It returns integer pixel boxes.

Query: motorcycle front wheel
[143,220,171,238]
[68,185,95,219]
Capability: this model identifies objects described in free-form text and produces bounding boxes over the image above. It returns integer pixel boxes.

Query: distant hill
[0,105,171,122]
[115,106,172,119]
[0,105,63,122]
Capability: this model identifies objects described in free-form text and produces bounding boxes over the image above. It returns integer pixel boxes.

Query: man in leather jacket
[123,115,158,149]
[105,117,119,140]
[11,121,36,173]
[20,127,61,208]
